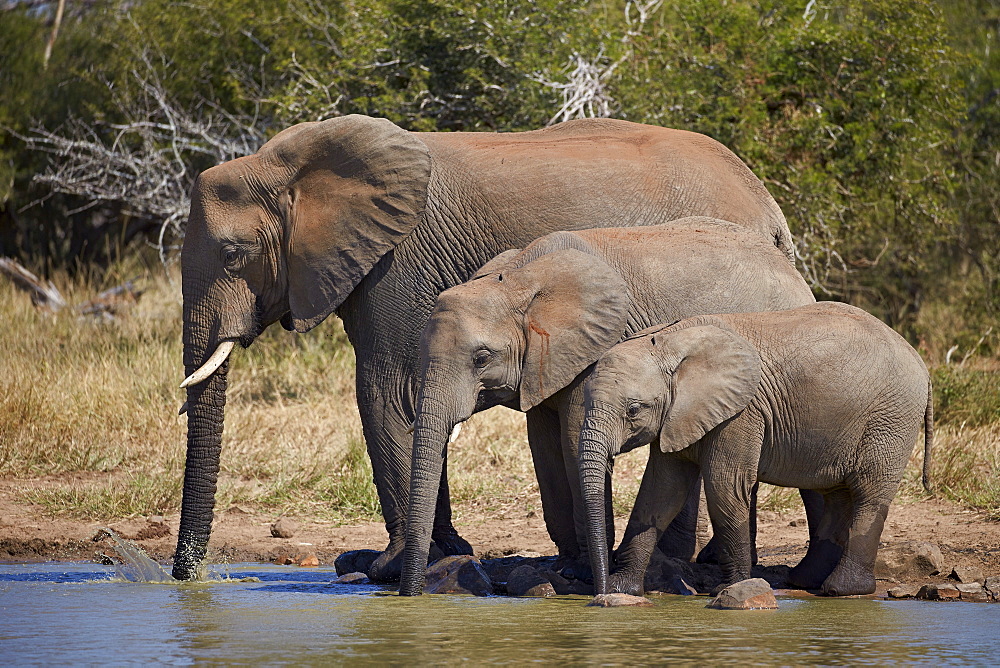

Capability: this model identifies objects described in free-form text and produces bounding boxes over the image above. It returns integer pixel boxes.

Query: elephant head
[173,115,431,580]
[397,246,630,594]
[577,320,762,594]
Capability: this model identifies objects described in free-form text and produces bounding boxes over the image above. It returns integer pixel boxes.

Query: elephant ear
[274,115,432,332]
[471,248,522,280]
[508,248,630,411]
[652,322,762,453]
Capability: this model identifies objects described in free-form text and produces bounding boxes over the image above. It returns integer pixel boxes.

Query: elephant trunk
[172,310,229,580]
[579,427,615,596]
[399,373,473,596]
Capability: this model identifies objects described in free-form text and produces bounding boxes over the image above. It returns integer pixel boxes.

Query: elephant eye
[222,246,242,269]
[626,401,643,419]
[473,349,492,368]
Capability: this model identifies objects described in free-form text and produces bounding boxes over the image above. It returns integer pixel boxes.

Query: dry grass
[1,270,997,527]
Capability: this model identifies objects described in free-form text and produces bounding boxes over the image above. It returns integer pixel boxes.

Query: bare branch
[0,257,66,311]
[532,51,618,125]
[534,1,663,126]
[13,56,267,269]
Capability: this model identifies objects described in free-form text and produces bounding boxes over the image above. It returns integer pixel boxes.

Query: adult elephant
[173,114,795,581]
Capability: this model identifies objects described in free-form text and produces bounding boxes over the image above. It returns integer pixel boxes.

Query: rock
[506,565,557,597]
[887,584,921,598]
[588,593,654,607]
[423,555,493,596]
[875,541,946,579]
[984,576,1000,599]
[542,569,593,596]
[954,582,989,602]
[655,575,698,595]
[707,578,778,610]
[270,518,296,539]
[334,549,381,576]
[273,552,296,566]
[950,565,984,584]
[788,518,808,527]
[298,552,319,567]
[916,583,961,601]
[334,572,369,585]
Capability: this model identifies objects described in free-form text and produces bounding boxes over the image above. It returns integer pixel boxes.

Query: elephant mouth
[476,388,518,413]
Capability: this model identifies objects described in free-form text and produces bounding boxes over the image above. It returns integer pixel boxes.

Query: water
[1,561,997,665]
[95,528,174,583]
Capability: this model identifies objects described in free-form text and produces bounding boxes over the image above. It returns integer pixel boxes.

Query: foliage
[931,364,1000,428]
[0,0,997,348]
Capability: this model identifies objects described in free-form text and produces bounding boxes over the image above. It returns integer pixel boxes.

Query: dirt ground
[1,479,998,594]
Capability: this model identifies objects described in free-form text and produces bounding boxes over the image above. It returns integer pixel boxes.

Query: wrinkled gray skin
[579,303,933,597]
[174,114,796,581]
[398,219,815,595]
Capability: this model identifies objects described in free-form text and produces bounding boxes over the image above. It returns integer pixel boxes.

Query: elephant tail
[922,377,934,494]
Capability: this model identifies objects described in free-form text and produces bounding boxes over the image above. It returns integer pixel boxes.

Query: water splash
[95,528,175,583]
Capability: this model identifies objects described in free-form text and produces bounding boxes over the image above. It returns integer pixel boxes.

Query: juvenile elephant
[579,302,933,597]
[173,114,797,581]
[398,218,815,595]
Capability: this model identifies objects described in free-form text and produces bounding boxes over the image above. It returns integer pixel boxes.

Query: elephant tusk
[178,401,189,415]
[180,341,235,389]
[449,422,463,444]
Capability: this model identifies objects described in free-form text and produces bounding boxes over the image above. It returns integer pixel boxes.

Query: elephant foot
[607,570,644,597]
[554,555,592,583]
[368,539,404,583]
[368,539,447,583]
[431,526,474,557]
[788,539,842,590]
[821,562,875,597]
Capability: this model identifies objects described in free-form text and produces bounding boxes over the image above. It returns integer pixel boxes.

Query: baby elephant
[579,302,932,597]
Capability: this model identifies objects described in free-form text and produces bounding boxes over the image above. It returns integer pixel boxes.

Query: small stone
[707,578,778,610]
[334,549,381,576]
[334,572,369,584]
[916,583,961,601]
[148,515,165,525]
[273,552,296,566]
[950,565,984,584]
[270,518,296,539]
[788,518,808,527]
[887,584,920,598]
[588,593,654,607]
[506,565,556,597]
[298,553,319,567]
[423,555,493,596]
[984,576,1000,599]
[875,542,946,579]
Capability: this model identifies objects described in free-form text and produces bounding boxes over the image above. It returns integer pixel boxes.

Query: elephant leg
[789,488,850,590]
[701,429,760,588]
[610,450,699,596]
[659,476,703,561]
[526,405,579,559]
[432,454,474,556]
[822,476,897,596]
[697,481,759,565]
[361,387,469,582]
